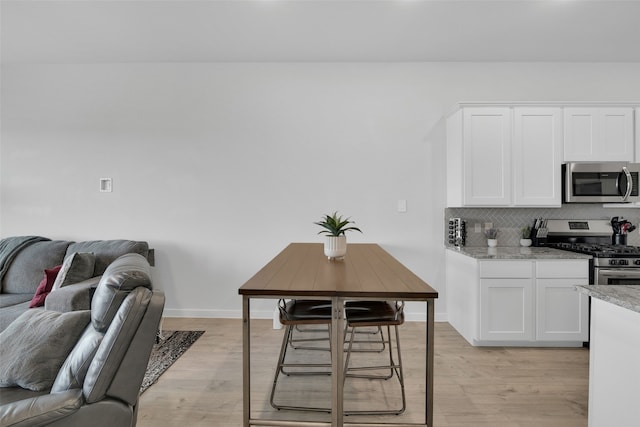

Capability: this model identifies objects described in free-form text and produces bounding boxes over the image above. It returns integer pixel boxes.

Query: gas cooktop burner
[550,242,640,257]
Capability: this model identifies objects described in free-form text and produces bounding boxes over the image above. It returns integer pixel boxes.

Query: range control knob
[619,259,628,266]
[635,260,640,266]
[609,259,617,265]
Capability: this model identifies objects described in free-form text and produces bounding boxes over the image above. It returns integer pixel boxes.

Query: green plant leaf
[314,211,363,236]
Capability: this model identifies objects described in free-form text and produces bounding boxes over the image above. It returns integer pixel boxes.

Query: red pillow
[29,265,63,308]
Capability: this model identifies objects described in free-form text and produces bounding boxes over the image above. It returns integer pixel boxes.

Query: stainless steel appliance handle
[622,166,632,201]
[601,272,640,278]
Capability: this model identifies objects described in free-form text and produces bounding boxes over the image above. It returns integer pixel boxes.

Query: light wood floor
[137,318,589,427]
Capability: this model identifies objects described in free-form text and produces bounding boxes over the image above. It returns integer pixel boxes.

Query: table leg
[243,296,250,427]
[426,299,435,427]
[331,297,345,426]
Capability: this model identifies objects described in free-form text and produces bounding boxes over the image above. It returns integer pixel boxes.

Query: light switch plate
[99,178,112,192]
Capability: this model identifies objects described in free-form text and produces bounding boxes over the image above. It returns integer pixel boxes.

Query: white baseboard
[162,308,243,319]
[163,308,448,323]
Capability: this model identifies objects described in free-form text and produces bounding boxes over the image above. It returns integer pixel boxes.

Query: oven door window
[597,269,640,285]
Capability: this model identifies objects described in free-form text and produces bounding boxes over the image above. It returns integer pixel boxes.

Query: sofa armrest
[0,389,83,427]
[45,277,101,313]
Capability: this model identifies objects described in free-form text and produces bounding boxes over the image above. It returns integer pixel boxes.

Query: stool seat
[345,301,404,326]
[279,300,332,324]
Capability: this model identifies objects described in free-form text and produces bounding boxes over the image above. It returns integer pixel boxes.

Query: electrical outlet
[475,223,481,233]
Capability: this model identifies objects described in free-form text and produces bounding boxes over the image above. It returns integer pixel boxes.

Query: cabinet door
[564,108,597,160]
[564,107,634,161]
[536,279,589,341]
[479,278,534,341]
[513,108,562,206]
[463,108,512,206]
[601,108,634,161]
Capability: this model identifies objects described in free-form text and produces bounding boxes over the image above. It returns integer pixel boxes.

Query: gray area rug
[140,330,205,394]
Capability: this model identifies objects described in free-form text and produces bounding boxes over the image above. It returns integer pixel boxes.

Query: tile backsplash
[445,205,640,247]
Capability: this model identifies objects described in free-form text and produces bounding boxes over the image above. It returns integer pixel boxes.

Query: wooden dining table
[238,243,439,427]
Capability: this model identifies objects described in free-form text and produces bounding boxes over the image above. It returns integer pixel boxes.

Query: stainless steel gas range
[544,219,640,285]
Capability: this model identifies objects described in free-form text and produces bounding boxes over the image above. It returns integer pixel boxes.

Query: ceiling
[2,0,640,63]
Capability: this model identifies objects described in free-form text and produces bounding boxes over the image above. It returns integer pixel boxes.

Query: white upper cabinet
[564,107,634,161]
[462,108,512,206]
[513,108,563,206]
[447,106,561,207]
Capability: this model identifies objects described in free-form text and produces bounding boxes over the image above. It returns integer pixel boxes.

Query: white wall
[2,62,640,320]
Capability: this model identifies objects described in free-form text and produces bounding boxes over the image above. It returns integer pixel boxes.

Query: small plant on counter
[521,226,532,239]
[484,228,499,239]
[314,211,362,236]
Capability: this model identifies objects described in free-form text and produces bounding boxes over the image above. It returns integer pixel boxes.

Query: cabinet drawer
[480,261,532,278]
[536,260,588,278]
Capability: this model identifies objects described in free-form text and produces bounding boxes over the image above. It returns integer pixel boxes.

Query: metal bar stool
[270,299,333,413]
[288,324,331,351]
[290,323,386,353]
[343,300,406,416]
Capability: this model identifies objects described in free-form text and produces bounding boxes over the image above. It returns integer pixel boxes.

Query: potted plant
[314,211,362,259]
[484,228,499,247]
[520,226,533,247]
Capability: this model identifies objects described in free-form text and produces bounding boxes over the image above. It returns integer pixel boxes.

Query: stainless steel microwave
[563,162,640,203]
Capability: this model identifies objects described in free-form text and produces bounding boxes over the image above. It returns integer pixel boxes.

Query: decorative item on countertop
[448,218,466,247]
[484,228,499,248]
[611,216,636,245]
[520,225,533,247]
[315,211,362,260]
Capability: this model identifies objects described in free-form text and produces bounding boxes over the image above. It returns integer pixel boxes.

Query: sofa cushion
[0,385,48,406]
[52,327,103,392]
[2,240,72,294]
[84,287,152,403]
[91,253,152,333]
[0,309,91,391]
[65,240,149,276]
[52,252,96,291]
[0,294,33,309]
[29,265,62,308]
[45,276,101,313]
[0,301,31,333]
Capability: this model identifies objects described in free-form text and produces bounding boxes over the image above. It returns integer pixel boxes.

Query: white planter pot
[520,238,533,247]
[487,239,498,248]
[324,236,347,259]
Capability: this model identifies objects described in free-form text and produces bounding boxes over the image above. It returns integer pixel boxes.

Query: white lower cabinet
[535,261,589,341]
[447,250,589,346]
[536,279,589,341]
[480,278,534,341]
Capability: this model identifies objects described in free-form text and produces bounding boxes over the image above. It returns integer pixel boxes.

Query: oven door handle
[598,269,640,279]
[619,167,633,201]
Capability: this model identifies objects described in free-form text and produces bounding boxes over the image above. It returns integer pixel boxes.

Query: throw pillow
[52,252,96,290]
[29,265,63,308]
[0,309,91,391]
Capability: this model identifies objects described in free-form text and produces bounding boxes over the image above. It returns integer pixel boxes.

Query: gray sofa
[0,237,151,332]
[0,252,165,427]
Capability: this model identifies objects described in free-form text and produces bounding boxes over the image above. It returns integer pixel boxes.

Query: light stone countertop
[576,285,640,314]
[446,246,593,260]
